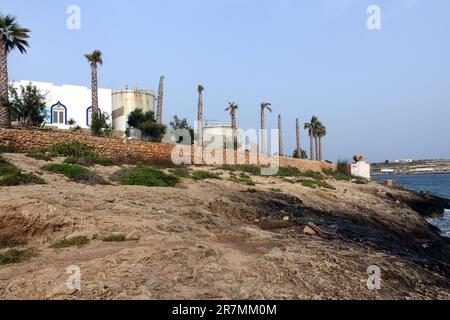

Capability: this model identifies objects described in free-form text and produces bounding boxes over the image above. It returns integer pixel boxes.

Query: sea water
[374,173,450,237]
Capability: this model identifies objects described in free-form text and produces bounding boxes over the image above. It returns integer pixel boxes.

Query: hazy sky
[2,0,450,162]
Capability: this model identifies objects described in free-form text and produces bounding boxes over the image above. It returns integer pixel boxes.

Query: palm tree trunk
[232,110,237,151]
[260,108,266,154]
[309,133,314,161]
[0,38,11,127]
[315,135,319,161]
[319,136,323,161]
[156,76,164,124]
[296,118,301,155]
[91,63,98,116]
[278,114,283,156]
[197,92,203,146]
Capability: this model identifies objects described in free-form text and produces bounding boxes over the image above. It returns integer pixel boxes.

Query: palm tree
[313,119,323,161]
[296,118,301,157]
[156,75,164,124]
[317,123,327,161]
[278,114,283,156]
[0,14,30,127]
[304,116,319,160]
[225,102,239,151]
[197,85,204,146]
[84,50,103,121]
[260,102,272,154]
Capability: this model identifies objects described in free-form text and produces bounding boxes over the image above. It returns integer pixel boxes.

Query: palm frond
[0,14,31,54]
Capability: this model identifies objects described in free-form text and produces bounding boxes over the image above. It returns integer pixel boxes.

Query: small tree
[293,148,308,159]
[169,115,194,145]
[91,112,112,137]
[7,83,46,127]
[127,109,166,142]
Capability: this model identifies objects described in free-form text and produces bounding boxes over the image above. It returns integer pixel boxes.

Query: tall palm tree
[278,114,283,156]
[0,14,30,127]
[84,50,103,120]
[197,85,204,146]
[260,102,272,154]
[296,118,301,157]
[304,116,319,160]
[313,119,323,161]
[156,75,164,124]
[225,102,239,151]
[317,123,327,161]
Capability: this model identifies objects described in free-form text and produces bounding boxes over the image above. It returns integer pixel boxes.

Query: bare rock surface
[0,153,449,300]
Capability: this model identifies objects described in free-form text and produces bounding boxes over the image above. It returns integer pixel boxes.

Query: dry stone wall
[0,128,335,172]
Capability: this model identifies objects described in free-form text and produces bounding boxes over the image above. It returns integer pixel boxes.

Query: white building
[11,80,112,130]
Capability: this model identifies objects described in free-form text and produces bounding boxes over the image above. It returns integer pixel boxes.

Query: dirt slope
[0,153,449,300]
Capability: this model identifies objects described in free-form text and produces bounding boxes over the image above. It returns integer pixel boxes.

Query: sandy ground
[0,153,449,300]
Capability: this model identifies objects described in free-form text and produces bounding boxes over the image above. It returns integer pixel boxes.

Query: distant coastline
[371,159,450,176]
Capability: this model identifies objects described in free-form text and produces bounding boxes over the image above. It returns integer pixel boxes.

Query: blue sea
[374,173,450,237]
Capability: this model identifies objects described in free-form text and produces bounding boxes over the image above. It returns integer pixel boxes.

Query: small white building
[11,80,112,130]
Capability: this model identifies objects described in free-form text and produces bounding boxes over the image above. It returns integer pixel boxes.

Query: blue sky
[2,0,450,162]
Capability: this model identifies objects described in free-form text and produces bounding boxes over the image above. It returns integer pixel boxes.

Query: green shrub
[0,144,17,153]
[336,159,350,175]
[47,141,94,157]
[0,248,38,265]
[168,166,191,178]
[0,237,26,250]
[276,166,301,177]
[43,163,106,184]
[26,150,52,161]
[50,236,90,249]
[0,156,46,186]
[322,169,352,182]
[229,174,256,186]
[118,165,180,187]
[221,164,261,176]
[294,179,335,190]
[270,188,283,193]
[45,142,113,166]
[190,171,221,181]
[103,234,126,242]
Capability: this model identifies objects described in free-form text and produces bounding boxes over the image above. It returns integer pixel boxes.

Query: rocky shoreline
[1,153,450,299]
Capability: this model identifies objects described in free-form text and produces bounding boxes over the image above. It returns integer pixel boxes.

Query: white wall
[11,80,112,130]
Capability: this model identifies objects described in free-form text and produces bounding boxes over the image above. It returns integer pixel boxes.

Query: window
[50,102,67,125]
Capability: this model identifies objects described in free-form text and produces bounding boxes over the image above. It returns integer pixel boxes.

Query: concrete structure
[11,80,112,130]
[409,167,435,173]
[203,123,233,144]
[111,88,156,134]
[393,159,413,163]
[351,161,371,180]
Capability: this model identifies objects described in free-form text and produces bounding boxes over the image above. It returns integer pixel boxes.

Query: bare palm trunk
[91,63,98,117]
[0,39,10,127]
[315,135,319,161]
[319,136,323,161]
[197,91,203,147]
[296,118,300,156]
[278,114,283,156]
[156,76,164,124]
[260,108,266,154]
[231,110,237,150]
[309,132,314,161]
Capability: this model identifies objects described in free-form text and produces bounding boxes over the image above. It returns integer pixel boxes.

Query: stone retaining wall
[0,128,335,172]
